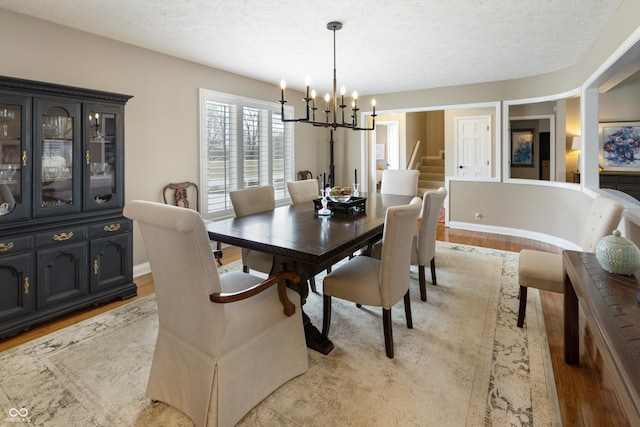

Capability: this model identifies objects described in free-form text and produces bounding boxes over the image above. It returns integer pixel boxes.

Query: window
[199,89,294,219]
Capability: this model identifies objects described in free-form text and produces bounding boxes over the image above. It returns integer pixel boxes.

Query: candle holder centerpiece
[317,186,333,216]
[314,185,366,216]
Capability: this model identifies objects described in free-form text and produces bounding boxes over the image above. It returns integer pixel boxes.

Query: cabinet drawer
[599,176,618,185]
[36,226,87,248]
[617,175,640,185]
[89,219,131,238]
[0,235,34,256]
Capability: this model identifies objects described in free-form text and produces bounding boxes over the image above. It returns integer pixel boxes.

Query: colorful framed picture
[600,121,640,171]
[511,129,534,167]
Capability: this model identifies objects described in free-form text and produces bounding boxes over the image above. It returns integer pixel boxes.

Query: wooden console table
[563,250,640,424]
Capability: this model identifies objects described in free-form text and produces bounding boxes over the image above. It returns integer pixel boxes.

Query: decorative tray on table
[313,196,367,215]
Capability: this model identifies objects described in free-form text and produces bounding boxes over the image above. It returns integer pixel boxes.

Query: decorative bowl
[595,229,640,275]
[90,162,110,175]
[329,194,352,203]
[328,186,353,203]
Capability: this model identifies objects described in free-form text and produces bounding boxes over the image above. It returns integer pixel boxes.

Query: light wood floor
[0,226,628,426]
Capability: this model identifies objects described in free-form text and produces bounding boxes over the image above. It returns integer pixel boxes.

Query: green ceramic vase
[595,230,640,276]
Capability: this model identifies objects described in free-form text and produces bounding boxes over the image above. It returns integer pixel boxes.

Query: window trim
[199,88,294,220]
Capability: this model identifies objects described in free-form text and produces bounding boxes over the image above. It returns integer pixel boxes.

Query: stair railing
[407,139,421,169]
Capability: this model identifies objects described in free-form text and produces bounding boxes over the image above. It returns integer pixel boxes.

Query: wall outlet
[474,212,482,221]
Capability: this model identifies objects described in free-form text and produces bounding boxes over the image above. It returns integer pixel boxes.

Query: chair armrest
[210,271,300,316]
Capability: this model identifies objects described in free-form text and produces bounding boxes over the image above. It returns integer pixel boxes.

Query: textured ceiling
[0,0,625,95]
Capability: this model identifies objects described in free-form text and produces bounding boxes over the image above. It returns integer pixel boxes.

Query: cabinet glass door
[84,103,124,210]
[0,94,30,221]
[34,99,81,217]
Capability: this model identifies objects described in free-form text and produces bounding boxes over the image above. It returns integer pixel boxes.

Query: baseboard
[133,262,151,278]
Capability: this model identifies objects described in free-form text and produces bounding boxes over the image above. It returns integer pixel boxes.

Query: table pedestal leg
[564,273,579,364]
[277,257,334,354]
[302,310,334,354]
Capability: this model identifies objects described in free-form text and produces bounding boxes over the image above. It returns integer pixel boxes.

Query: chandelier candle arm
[278,21,377,132]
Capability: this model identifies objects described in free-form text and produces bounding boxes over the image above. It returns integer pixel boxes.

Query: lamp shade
[571,136,581,150]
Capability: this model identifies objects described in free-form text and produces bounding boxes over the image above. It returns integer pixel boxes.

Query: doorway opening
[509,115,555,181]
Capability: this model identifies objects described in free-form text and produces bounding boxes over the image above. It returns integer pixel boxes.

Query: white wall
[0,10,326,265]
[448,181,591,248]
[2,0,640,266]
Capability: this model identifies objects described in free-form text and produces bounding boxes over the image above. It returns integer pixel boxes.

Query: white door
[375,121,399,169]
[456,116,491,178]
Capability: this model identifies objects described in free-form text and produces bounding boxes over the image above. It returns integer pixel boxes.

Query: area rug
[0,242,561,426]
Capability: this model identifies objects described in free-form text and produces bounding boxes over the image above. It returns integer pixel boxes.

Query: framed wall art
[600,121,640,171]
[511,129,534,167]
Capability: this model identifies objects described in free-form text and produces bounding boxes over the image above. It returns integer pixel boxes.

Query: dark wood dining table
[206,192,415,354]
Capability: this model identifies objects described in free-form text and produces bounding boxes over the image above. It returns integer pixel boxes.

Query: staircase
[417,157,445,196]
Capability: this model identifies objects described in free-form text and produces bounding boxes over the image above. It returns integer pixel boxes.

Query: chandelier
[279,21,376,131]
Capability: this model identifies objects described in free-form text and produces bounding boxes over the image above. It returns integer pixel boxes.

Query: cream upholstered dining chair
[412,187,447,300]
[321,199,421,358]
[374,187,448,301]
[123,200,308,427]
[162,181,223,266]
[229,186,276,274]
[517,195,624,327]
[380,169,420,196]
[287,179,322,292]
[287,179,319,204]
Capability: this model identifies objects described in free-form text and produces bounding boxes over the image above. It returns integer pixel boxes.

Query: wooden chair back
[297,170,313,180]
[162,181,199,212]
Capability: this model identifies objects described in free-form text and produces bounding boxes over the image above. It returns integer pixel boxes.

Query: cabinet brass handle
[0,242,14,253]
[86,150,91,164]
[53,231,74,241]
[103,224,121,232]
[22,150,27,166]
[24,277,30,295]
[94,259,99,275]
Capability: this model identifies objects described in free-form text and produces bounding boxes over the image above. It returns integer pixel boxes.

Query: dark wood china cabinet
[0,76,135,338]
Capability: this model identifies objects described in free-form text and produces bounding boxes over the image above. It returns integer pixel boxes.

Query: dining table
[206,192,415,354]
